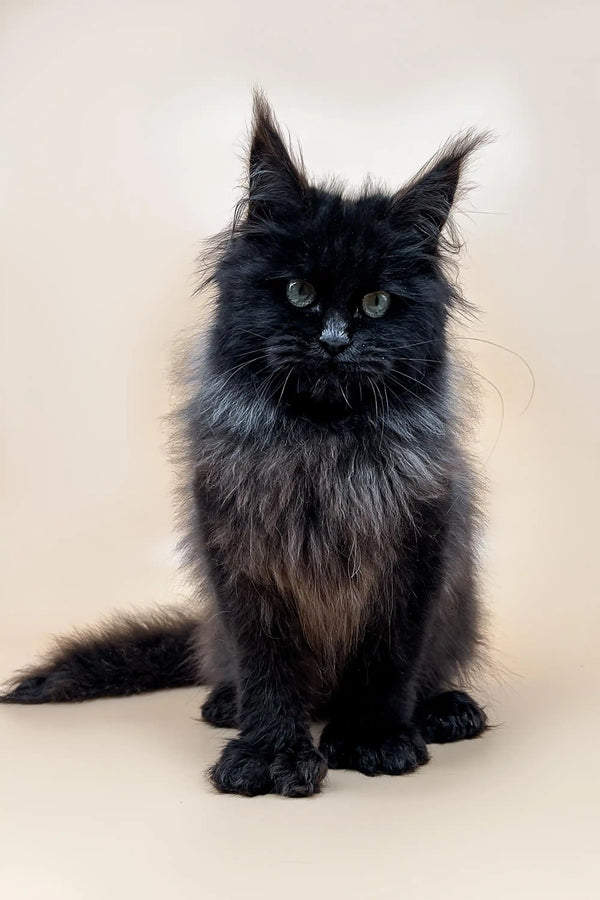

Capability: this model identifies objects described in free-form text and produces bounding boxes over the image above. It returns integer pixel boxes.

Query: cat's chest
[196,422,440,662]
[200,433,409,659]
[200,432,409,574]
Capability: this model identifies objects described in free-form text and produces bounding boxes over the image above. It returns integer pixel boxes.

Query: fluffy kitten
[2,93,489,797]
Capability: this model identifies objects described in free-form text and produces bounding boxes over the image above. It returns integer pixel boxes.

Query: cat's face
[210,94,482,419]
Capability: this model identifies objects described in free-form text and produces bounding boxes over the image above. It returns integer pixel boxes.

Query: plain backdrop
[1,1,599,898]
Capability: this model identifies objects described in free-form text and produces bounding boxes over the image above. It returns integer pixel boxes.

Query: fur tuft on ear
[391,130,491,253]
[247,89,308,222]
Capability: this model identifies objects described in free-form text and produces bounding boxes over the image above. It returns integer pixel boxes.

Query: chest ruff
[197,431,428,666]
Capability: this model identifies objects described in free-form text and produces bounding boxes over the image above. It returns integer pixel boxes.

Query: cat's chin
[282,375,370,422]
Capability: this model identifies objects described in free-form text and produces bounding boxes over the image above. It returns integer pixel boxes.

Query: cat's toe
[209,738,273,796]
[209,737,327,797]
[415,691,488,744]
[320,723,429,776]
[270,745,328,797]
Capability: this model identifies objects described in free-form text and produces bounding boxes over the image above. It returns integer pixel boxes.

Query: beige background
[1,1,599,898]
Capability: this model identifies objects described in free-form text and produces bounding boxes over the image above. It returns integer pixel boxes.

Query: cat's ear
[390,131,489,251]
[247,90,307,222]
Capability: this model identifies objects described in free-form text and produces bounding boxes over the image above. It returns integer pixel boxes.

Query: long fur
[2,91,491,796]
[1,608,200,703]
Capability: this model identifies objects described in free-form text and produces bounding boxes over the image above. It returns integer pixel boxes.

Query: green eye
[362,291,391,318]
[286,279,316,308]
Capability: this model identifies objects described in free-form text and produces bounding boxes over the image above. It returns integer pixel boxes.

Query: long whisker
[256,368,280,406]
[276,366,295,409]
[368,377,379,421]
[396,336,535,414]
[339,382,352,409]
[475,372,505,461]
[385,372,433,407]
[217,355,267,390]
[460,337,535,414]
[388,368,505,460]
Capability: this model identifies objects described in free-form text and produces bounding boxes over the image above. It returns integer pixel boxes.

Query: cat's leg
[201,683,238,729]
[320,504,448,776]
[204,574,326,797]
[318,621,431,776]
[414,690,487,744]
[194,475,327,797]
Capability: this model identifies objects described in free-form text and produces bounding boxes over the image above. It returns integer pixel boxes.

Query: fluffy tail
[0,607,202,704]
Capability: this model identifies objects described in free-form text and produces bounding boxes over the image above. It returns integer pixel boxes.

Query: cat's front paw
[271,745,327,797]
[319,722,429,776]
[209,737,273,796]
[210,737,327,797]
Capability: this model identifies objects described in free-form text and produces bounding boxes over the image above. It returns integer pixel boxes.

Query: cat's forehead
[310,189,389,239]
[294,189,393,278]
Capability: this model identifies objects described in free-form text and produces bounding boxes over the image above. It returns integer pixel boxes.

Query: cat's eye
[362,291,391,318]
[286,279,316,308]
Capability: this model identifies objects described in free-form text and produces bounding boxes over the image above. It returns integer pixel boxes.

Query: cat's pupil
[362,291,391,318]
[287,279,316,308]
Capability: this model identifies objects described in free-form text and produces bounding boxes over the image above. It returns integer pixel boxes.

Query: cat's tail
[0,607,202,704]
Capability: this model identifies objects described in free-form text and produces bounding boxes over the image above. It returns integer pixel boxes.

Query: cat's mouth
[275,361,380,412]
[264,342,392,413]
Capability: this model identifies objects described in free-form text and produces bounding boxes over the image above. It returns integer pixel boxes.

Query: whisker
[217,355,267,389]
[368,377,379,421]
[385,372,433,407]
[339,382,352,409]
[476,372,505,461]
[388,368,505,460]
[458,337,535,415]
[276,366,295,409]
[396,336,535,414]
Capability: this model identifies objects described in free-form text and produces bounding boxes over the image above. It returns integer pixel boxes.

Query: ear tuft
[391,130,492,251]
[247,89,307,222]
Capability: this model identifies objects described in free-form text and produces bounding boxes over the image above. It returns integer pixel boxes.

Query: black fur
[2,92,490,796]
[1,609,199,703]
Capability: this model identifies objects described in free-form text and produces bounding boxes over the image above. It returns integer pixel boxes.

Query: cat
[1,92,490,797]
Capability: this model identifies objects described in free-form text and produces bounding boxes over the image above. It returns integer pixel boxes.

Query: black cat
[2,92,489,797]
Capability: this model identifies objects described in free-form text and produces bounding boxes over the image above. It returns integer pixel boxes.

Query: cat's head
[207,92,485,421]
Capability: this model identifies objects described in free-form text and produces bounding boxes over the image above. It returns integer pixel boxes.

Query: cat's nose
[319,332,351,355]
[319,313,351,355]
